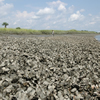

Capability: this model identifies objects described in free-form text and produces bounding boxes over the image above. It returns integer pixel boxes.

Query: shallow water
[95,35,100,41]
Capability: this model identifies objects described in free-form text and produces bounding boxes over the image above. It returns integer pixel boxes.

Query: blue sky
[0,0,100,31]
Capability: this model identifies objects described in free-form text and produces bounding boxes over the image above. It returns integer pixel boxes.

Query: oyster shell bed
[0,35,100,100]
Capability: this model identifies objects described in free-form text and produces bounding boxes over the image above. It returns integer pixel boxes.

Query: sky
[0,0,100,31]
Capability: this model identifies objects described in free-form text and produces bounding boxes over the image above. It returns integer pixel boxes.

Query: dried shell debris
[0,35,100,100]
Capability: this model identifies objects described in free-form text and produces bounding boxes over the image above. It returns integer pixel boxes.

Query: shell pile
[0,35,100,100]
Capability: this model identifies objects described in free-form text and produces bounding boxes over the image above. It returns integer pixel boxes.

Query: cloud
[37,7,55,15]
[0,0,13,17]
[88,14,92,16]
[58,4,66,11]
[13,19,20,25]
[47,0,67,7]
[0,0,4,5]
[68,11,85,21]
[0,3,13,10]
[32,15,40,19]
[26,19,33,24]
[13,22,17,25]
[85,16,100,26]
[80,9,85,12]
[45,15,51,20]
[0,0,3,1]
[89,22,96,25]
[47,0,67,12]
[46,26,50,29]
[68,5,75,13]
[16,11,35,18]
[53,21,56,24]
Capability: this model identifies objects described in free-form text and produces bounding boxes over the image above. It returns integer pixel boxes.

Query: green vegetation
[2,22,9,28]
[16,27,21,29]
[0,28,41,35]
[0,28,98,35]
[40,30,68,34]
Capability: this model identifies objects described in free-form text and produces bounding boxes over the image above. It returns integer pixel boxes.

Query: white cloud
[68,11,85,21]
[0,0,4,2]
[95,16,100,19]
[53,21,56,24]
[47,0,67,12]
[0,0,13,17]
[89,22,96,25]
[45,15,51,20]
[0,0,4,5]
[0,3,13,10]
[46,26,50,29]
[27,20,33,24]
[58,4,66,11]
[68,5,74,13]
[37,7,55,15]
[80,9,85,12]
[84,15,100,28]
[16,11,35,18]
[88,14,92,16]
[47,0,67,7]
[32,15,40,19]
[13,20,20,25]
[13,22,17,25]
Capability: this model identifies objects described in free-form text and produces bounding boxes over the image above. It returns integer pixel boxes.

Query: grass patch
[0,28,98,35]
[0,28,41,35]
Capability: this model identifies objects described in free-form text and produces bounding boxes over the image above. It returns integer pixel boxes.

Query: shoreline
[0,33,99,38]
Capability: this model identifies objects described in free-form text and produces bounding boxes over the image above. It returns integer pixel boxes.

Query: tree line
[2,22,21,29]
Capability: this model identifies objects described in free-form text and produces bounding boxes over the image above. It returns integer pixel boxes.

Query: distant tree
[16,27,21,29]
[2,22,9,28]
